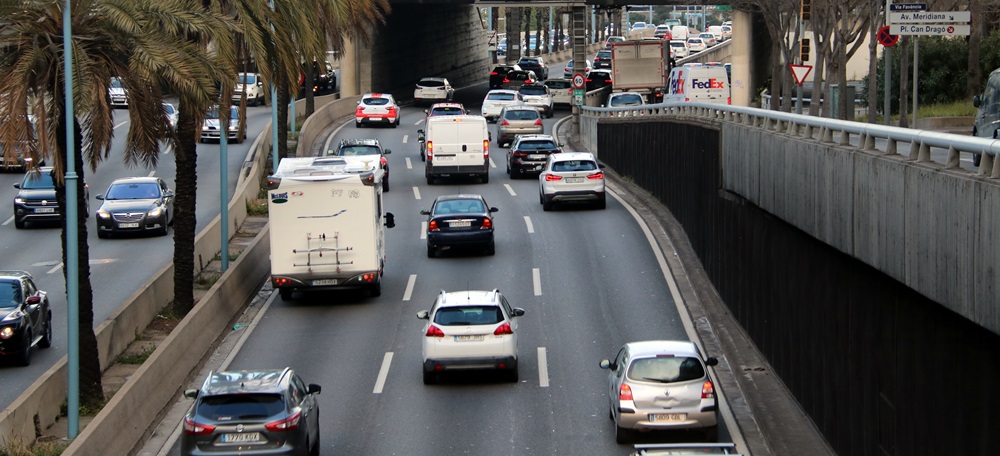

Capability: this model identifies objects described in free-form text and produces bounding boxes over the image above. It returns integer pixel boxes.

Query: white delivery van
[267,157,395,300]
[665,64,731,105]
[671,25,690,41]
[421,115,491,184]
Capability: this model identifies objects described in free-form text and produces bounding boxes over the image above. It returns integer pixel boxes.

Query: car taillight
[564,67,570,72]
[426,325,445,337]
[545,174,562,181]
[428,220,439,231]
[534,119,543,126]
[619,384,633,401]
[483,140,490,158]
[702,381,716,399]
[183,417,215,435]
[727,97,731,105]
[491,71,498,76]
[380,157,387,167]
[481,218,492,229]
[604,78,612,83]
[494,322,512,335]
[356,106,364,116]
[527,79,534,84]
[426,141,433,160]
[387,106,396,114]
[264,412,301,432]
[503,77,510,83]
[586,77,592,83]
[513,151,527,158]
[499,119,509,126]
[588,171,604,180]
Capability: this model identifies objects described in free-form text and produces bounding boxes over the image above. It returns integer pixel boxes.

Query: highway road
[154,84,737,455]
[0,104,274,408]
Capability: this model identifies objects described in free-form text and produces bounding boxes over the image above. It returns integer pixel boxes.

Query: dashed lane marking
[538,347,549,387]
[524,216,534,234]
[503,184,516,196]
[405,157,413,169]
[532,268,542,296]
[420,222,427,240]
[413,187,421,200]
[402,134,408,144]
[373,352,393,394]
[403,274,416,301]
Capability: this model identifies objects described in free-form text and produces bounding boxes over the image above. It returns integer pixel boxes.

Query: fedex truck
[665,64,731,105]
[267,157,395,300]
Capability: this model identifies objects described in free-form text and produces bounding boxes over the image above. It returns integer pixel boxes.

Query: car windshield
[335,145,380,156]
[433,306,503,326]
[238,74,257,84]
[545,81,570,89]
[430,106,464,116]
[433,198,486,215]
[519,86,547,96]
[196,394,284,420]
[517,140,558,150]
[504,110,540,121]
[204,106,239,120]
[418,79,444,88]
[0,279,21,310]
[610,94,644,106]
[21,171,55,189]
[106,182,161,200]
[627,356,705,383]
[552,160,597,172]
[487,93,515,101]
[110,78,123,89]
[163,104,176,115]
[363,97,390,106]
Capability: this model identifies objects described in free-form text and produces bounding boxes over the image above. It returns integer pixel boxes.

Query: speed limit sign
[572,73,585,89]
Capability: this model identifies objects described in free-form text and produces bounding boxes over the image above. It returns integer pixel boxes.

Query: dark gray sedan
[422,194,498,258]
[95,177,174,238]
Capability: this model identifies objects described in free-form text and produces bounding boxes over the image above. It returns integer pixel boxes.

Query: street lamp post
[62,0,81,439]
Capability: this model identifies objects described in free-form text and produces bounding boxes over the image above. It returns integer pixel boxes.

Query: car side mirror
[165,190,175,198]
[184,389,199,399]
[384,149,392,155]
[13,183,20,189]
[973,95,981,108]
[705,357,719,366]
[26,296,41,305]
[424,109,429,114]
[308,384,322,395]
[96,195,105,200]
[599,359,613,370]
[257,81,263,87]
[489,207,499,213]
[384,212,395,228]
[416,310,429,320]
[512,307,525,317]
[356,101,361,105]
[599,163,606,169]
[420,209,431,215]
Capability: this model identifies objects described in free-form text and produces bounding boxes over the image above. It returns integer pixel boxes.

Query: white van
[670,25,690,41]
[665,64,730,105]
[972,67,1000,166]
[421,115,491,184]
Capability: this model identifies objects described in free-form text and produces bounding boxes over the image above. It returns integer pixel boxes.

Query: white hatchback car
[538,152,606,210]
[481,89,524,123]
[542,79,573,108]
[417,290,525,384]
[355,92,400,128]
[687,37,707,53]
[414,77,454,106]
[669,40,689,59]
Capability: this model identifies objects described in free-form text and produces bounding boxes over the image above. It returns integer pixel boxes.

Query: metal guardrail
[581,101,1000,178]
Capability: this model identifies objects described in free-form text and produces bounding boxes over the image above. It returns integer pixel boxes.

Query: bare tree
[866,0,881,123]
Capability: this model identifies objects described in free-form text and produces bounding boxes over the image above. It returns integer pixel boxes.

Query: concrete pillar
[731,9,753,106]
[571,5,587,138]
[341,37,359,97]
[506,7,522,62]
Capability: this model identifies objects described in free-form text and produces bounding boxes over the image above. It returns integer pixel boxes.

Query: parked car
[490,64,521,89]
[233,72,266,106]
[13,167,89,229]
[416,289,524,384]
[585,69,614,91]
[200,105,246,143]
[180,368,322,456]
[355,92,400,128]
[421,194,498,257]
[607,92,646,108]
[414,77,455,106]
[481,89,524,123]
[563,59,592,79]
[542,79,573,108]
[327,138,392,191]
[501,70,538,91]
[0,271,52,366]
[518,84,554,118]
[599,340,720,443]
[538,152,606,210]
[507,134,562,178]
[516,57,549,80]
[687,37,707,53]
[669,40,690,59]
[496,106,543,147]
[95,176,174,238]
[108,76,128,108]
[699,32,718,47]
[593,50,613,70]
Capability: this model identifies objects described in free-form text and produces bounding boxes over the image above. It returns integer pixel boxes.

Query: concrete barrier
[298,94,362,157]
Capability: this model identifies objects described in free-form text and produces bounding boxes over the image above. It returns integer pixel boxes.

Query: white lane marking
[48,258,118,274]
[532,268,542,296]
[523,216,534,233]
[415,119,424,126]
[489,158,497,168]
[413,187,421,200]
[420,221,427,240]
[148,170,156,177]
[373,352,394,394]
[48,263,62,274]
[402,134,408,144]
[538,347,549,387]
[114,121,128,130]
[2,215,13,226]
[405,157,413,169]
[402,274,416,301]
[503,183,516,196]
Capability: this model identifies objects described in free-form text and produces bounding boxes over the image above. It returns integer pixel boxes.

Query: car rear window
[519,86,548,96]
[517,140,558,150]
[509,72,533,81]
[487,93,515,101]
[431,107,464,116]
[504,109,540,121]
[552,160,597,172]
[0,279,21,310]
[518,58,539,65]
[670,42,685,48]
[597,51,611,58]
[196,394,285,420]
[418,79,444,87]
[627,356,705,383]
[434,198,486,214]
[363,97,390,105]
[434,306,503,326]
[21,172,55,189]
[334,145,380,156]
[544,80,571,89]
[492,66,514,74]
[610,94,644,106]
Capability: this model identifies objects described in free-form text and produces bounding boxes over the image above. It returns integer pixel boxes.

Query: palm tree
[0,0,230,409]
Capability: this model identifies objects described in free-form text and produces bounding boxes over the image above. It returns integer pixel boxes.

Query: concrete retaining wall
[298,94,362,157]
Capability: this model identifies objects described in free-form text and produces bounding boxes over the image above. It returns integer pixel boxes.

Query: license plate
[454,335,485,342]
[435,155,455,161]
[449,220,471,227]
[118,222,140,228]
[565,177,584,183]
[650,413,686,422]
[221,432,261,443]
[35,208,55,213]
[528,154,545,160]
[313,279,338,286]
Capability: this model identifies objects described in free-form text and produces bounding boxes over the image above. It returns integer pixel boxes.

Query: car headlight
[97,211,111,219]
[228,125,239,131]
[147,207,162,218]
[0,327,14,339]
[14,197,24,204]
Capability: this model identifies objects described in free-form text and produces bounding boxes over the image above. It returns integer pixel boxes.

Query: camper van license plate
[118,222,140,228]
[313,279,338,286]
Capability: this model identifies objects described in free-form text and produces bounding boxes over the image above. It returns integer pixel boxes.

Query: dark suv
[506,134,562,178]
[181,368,322,456]
[0,270,52,366]
[593,50,612,69]
[516,56,549,80]
[501,70,538,91]
[489,64,521,89]
[327,138,392,191]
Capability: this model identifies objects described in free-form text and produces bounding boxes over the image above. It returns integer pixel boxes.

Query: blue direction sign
[890,3,927,11]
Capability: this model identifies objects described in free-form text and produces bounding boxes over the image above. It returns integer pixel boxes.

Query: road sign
[790,64,813,86]
[889,24,970,35]
[889,11,971,23]
[890,3,926,11]
[573,89,584,106]
[487,31,498,51]
[572,74,585,89]
[878,26,900,47]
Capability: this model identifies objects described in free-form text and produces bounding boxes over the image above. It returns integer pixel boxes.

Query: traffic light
[801,0,811,21]
[800,38,811,62]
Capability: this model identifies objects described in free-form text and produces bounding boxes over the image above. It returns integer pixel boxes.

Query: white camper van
[267,157,395,300]
[665,64,731,105]
[420,115,491,184]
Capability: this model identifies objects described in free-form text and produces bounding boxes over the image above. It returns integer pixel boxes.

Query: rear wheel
[355,121,362,128]
[426,175,434,185]
[485,240,496,256]
[368,281,382,297]
[423,370,436,385]
[16,331,32,366]
[426,245,436,258]
[615,425,633,444]
[506,366,518,382]
[542,196,554,211]
[481,173,489,184]
[595,194,607,210]
[382,177,390,192]
[703,425,719,442]
[39,313,52,348]
[279,288,292,301]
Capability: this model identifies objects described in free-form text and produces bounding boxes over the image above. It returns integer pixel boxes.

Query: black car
[327,138,391,191]
[593,50,612,69]
[421,194,499,258]
[12,167,90,229]
[516,56,549,80]
[501,70,538,91]
[95,177,174,238]
[299,60,336,93]
[0,271,52,366]
[181,368,322,456]
[507,134,563,178]
[586,69,614,91]
[489,64,521,89]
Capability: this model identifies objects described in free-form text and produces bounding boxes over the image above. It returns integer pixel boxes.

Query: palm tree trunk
[172,102,199,314]
[278,81,290,159]
[304,63,315,116]
[54,104,103,408]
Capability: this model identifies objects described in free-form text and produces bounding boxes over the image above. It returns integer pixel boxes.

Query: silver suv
[496,106,544,147]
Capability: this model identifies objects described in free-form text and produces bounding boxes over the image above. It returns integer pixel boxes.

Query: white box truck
[611,40,672,103]
[420,115,491,185]
[267,157,395,300]
[665,63,731,105]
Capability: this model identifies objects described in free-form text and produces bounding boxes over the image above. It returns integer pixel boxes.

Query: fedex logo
[670,77,685,94]
[692,78,726,89]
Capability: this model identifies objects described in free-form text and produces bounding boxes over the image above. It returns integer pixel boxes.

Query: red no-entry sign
[878,25,899,47]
